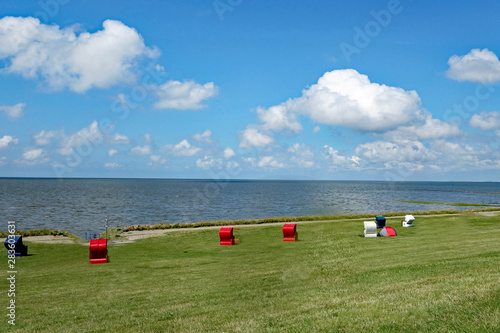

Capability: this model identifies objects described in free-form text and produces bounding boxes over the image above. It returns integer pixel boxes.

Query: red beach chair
[89,239,108,264]
[219,227,235,245]
[283,223,298,242]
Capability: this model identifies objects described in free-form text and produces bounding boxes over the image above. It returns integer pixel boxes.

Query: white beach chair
[364,221,377,237]
[402,215,415,227]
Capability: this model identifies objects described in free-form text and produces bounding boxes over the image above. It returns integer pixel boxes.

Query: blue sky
[1,0,500,180]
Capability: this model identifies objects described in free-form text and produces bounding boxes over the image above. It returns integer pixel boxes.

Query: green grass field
[3,213,500,332]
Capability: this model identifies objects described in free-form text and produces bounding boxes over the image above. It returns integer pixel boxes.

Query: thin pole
[105,219,108,240]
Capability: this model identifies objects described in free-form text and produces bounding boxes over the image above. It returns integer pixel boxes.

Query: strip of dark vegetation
[394,200,497,207]
[0,229,71,238]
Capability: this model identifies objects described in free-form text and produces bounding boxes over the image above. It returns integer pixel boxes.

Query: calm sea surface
[1,178,499,237]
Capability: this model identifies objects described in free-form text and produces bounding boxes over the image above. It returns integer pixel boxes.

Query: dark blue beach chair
[4,235,28,256]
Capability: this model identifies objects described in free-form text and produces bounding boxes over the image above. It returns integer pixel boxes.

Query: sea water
[1,178,498,237]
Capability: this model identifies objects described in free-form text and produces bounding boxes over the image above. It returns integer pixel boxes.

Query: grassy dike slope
[3,213,500,332]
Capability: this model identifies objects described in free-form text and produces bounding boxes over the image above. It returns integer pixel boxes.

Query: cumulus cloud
[432,140,477,167]
[322,145,360,169]
[288,143,315,168]
[148,155,167,168]
[0,103,25,119]
[446,48,500,84]
[239,127,274,148]
[386,115,462,141]
[20,147,49,164]
[153,80,218,110]
[34,122,131,157]
[223,147,235,159]
[58,121,103,155]
[162,139,201,156]
[196,155,223,169]
[108,133,130,145]
[143,133,153,145]
[0,17,157,92]
[114,93,133,109]
[129,145,152,156]
[294,69,421,131]
[257,156,285,168]
[256,104,302,131]
[0,135,18,149]
[256,69,421,133]
[242,157,256,166]
[104,162,122,169]
[33,130,58,146]
[226,161,239,169]
[355,140,434,163]
[240,69,423,149]
[108,149,119,157]
[469,111,500,130]
[193,129,213,144]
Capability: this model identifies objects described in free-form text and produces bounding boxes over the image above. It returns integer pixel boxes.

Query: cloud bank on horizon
[0,1,499,181]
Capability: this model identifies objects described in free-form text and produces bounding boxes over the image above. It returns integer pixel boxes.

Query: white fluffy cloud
[104,162,122,169]
[108,149,119,157]
[0,135,18,149]
[153,80,218,110]
[108,133,130,145]
[22,148,44,161]
[148,155,167,167]
[193,129,213,143]
[196,155,223,169]
[446,49,500,84]
[162,139,201,156]
[226,161,239,169]
[33,130,58,146]
[58,121,103,155]
[33,121,134,156]
[288,143,315,168]
[239,127,274,148]
[355,140,434,163]
[387,115,462,141]
[469,111,500,130]
[223,147,235,159]
[242,157,256,166]
[257,156,285,168]
[0,103,25,119]
[322,145,360,169]
[256,104,302,131]
[0,17,157,92]
[129,145,152,156]
[256,69,421,132]
[432,140,477,167]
